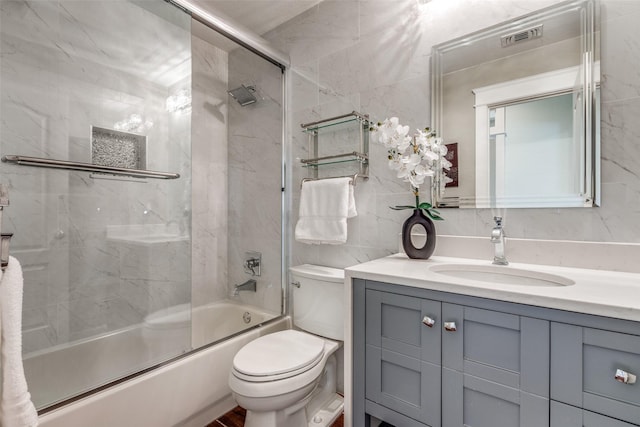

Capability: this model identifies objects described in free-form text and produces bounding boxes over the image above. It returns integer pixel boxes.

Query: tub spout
[233,279,257,297]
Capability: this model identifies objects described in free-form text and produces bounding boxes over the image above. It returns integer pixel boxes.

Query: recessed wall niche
[91,126,147,169]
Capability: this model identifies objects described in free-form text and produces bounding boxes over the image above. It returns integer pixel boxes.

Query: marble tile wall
[264,0,640,269]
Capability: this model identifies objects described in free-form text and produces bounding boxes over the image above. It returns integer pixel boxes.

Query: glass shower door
[0,0,192,408]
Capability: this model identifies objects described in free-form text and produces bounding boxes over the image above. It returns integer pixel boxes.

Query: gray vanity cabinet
[354,280,550,427]
[441,303,550,427]
[550,323,640,425]
[364,289,442,427]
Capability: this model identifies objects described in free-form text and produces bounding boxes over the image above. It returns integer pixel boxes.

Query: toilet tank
[290,264,344,341]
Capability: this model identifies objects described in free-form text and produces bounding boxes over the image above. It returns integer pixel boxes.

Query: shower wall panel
[191,33,230,309]
[227,48,283,316]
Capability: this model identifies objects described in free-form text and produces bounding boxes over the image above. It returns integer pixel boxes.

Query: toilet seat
[232,330,325,382]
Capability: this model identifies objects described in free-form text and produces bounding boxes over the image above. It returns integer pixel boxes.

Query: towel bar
[2,155,180,180]
[300,173,368,188]
[0,184,9,271]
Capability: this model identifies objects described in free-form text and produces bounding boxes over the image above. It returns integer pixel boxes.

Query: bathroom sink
[429,264,575,287]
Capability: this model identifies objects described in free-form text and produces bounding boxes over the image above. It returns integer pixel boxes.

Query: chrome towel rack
[0,184,11,271]
[2,155,180,180]
[301,172,364,187]
[299,111,370,183]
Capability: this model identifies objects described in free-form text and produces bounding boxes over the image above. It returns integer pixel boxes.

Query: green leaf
[389,205,416,210]
[418,202,433,209]
[423,209,444,221]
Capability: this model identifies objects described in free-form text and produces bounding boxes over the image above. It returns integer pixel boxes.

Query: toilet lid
[233,330,325,378]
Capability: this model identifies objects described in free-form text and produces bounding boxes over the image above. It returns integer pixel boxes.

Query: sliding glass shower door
[1,0,192,408]
[1,0,285,411]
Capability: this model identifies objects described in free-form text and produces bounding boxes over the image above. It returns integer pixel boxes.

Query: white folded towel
[295,177,357,245]
[0,257,39,427]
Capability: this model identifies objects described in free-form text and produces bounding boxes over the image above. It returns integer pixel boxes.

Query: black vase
[402,209,436,259]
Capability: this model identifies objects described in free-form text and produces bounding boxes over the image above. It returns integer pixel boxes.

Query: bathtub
[31,302,289,427]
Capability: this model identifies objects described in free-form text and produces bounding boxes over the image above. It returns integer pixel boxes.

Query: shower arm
[2,155,180,180]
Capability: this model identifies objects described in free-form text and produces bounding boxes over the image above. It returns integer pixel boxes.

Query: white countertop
[345,254,640,322]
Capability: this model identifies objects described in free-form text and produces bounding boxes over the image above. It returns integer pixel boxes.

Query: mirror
[431,0,600,208]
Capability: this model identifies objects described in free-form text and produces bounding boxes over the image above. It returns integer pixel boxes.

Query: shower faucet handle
[243,251,262,276]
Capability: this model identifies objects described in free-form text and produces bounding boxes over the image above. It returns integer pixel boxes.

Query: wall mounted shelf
[300,111,370,183]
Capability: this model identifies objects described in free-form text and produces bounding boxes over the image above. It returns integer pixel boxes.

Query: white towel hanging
[295,177,357,244]
[0,256,39,427]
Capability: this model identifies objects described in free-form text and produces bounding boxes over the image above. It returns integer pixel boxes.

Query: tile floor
[208,406,344,427]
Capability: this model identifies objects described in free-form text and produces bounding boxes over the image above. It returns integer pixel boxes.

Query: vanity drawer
[551,401,639,427]
[551,323,640,425]
[366,346,441,426]
[365,289,441,364]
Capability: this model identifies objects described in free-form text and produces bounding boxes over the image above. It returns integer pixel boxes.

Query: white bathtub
[31,302,288,427]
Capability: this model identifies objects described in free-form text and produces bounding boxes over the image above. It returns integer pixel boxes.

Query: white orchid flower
[396,164,412,180]
[373,117,448,195]
[414,163,434,177]
[408,173,426,188]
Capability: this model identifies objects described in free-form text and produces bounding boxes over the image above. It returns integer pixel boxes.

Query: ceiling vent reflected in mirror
[501,25,543,47]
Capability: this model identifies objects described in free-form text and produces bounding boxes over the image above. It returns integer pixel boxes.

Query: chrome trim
[2,155,180,180]
[301,172,368,187]
[422,316,436,328]
[169,0,290,70]
[300,111,369,129]
[300,151,368,165]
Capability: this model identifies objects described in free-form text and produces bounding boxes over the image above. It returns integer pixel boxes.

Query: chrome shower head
[228,85,257,106]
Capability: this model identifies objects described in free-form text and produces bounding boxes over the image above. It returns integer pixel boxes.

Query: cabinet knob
[444,321,457,332]
[422,316,436,327]
[615,368,637,385]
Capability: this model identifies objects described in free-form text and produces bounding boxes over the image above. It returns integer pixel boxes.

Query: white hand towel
[0,257,39,427]
[295,177,357,245]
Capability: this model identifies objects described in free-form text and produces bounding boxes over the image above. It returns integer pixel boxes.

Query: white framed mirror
[431,0,600,209]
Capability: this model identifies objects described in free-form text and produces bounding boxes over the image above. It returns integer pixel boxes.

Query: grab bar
[2,155,180,180]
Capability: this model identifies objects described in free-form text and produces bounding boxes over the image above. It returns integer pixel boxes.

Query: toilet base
[243,392,343,427]
[306,392,343,427]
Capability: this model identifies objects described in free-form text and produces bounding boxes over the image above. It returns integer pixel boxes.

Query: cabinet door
[551,323,640,425]
[442,303,549,397]
[551,401,639,427]
[443,368,549,427]
[365,289,441,426]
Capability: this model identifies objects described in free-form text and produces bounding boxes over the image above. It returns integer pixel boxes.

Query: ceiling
[189,0,320,35]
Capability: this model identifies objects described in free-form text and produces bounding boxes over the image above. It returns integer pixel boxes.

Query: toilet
[228,264,345,427]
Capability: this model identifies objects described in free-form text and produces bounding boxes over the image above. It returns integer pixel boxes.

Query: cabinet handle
[291,281,301,288]
[422,316,436,327]
[615,368,637,385]
[444,321,457,332]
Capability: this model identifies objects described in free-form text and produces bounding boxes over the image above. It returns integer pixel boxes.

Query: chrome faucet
[491,216,508,265]
[233,279,257,296]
